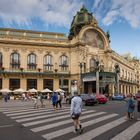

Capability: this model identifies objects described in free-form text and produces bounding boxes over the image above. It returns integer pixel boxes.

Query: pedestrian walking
[40,93,45,108]
[125,94,135,120]
[137,98,140,120]
[57,92,62,109]
[51,92,58,111]
[70,91,83,134]
[32,95,38,109]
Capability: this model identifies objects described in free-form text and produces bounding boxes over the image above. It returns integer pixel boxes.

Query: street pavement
[0,99,140,140]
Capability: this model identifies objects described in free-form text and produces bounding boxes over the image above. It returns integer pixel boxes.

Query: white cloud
[93,0,140,28]
[102,10,119,25]
[0,0,83,28]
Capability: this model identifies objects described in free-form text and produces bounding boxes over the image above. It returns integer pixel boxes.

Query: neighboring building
[0,6,139,96]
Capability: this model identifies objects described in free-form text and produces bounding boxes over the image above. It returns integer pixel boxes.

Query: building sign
[83,76,96,82]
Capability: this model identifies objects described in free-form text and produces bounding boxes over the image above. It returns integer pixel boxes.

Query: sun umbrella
[13,88,26,94]
[0,88,12,95]
[0,88,12,93]
[41,88,53,93]
[55,88,65,93]
[28,88,38,93]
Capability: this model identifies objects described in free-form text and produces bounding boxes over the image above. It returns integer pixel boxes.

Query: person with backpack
[126,94,135,120]
[51,92,58,111]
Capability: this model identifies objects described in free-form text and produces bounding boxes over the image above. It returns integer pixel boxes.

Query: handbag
[71,114,75,119]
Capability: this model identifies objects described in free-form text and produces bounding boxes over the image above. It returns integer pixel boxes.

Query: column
[96,70,99,94]
[53,78,59,91]
[37,78,43,91]
[20,78,26,90]
[2,78,9,89]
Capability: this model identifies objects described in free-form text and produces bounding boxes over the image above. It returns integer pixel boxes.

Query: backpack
[60,94,63,100]
[129,100,135,109]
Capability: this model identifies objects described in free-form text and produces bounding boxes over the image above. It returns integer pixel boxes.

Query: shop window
[59,79,69,92]
[43,79,53,91]
[9,79,20,90]
[27,79,37,90]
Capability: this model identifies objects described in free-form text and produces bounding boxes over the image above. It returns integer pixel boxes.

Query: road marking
[42,113,118,140]
[4,107,70,114]
[0,124,14,128]
[2,107,35,113]
[111,121,140,140]
[11,109,70,119]
[31,111,104,132]
[23,110,95,127]
[5,108,50,116]
[70,117,126,140]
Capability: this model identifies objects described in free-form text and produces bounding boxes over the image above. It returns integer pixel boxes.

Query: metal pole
[79,63,83,93]
[61,76,64,89]
[96,70,99,94]
[116,73,119,94]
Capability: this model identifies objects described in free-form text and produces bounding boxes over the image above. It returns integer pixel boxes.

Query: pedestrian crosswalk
[0,106,140,140]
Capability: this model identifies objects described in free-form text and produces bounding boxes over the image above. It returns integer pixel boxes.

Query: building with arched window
[0,6,140,96]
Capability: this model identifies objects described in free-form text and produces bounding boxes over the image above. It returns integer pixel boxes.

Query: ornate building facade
[0,6,139,96]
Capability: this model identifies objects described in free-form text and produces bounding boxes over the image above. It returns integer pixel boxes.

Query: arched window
[0,53,2,69]
[43,54,53,71]
[10,52,20,69]
[27,53,37,70]
[90,58,96,72]
[59,55,68,71]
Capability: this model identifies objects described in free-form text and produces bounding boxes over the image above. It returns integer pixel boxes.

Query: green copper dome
[68,6,98,40]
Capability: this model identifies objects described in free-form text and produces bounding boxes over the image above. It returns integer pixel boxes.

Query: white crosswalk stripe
[42,113,118,139]
[23,110,95,127]
[31,111,106,132]
[70,117,126,140]
[110,121,140,140]
[1,106,140,140]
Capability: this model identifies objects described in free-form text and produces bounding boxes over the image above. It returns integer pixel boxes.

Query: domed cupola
[68,5,98,40]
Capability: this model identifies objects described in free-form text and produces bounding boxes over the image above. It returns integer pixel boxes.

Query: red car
[96,94,108,104]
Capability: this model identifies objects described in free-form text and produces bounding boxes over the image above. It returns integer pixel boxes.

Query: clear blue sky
[0,0,140,59]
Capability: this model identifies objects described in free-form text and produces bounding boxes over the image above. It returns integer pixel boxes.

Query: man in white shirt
[70,91,83,134]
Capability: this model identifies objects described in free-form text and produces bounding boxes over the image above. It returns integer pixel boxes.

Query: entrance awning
[83,76,96,82]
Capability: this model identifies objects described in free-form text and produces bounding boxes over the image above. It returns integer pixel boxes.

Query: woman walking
[126,94,135,120]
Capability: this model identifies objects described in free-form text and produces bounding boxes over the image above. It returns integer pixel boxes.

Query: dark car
[80,93,89,101]
[135,93,140,100]
[112,94,125,100]
[85,95,97,106]
[96,94,108,104]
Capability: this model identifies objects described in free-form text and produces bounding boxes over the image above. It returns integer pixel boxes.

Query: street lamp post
[79,62,83,93]
[95,59,100,94]
[114,64,120,95]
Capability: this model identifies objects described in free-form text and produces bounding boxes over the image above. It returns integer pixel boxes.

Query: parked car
[96,94,108,104]
[135,93,140,99]
[112,94,125,100]
[80,93,89,101]
[85,95,97,106]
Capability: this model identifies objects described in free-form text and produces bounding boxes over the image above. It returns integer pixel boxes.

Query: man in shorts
[70,91,83,134]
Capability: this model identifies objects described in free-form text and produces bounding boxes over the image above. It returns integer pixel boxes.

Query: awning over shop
[83,76,96,82]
